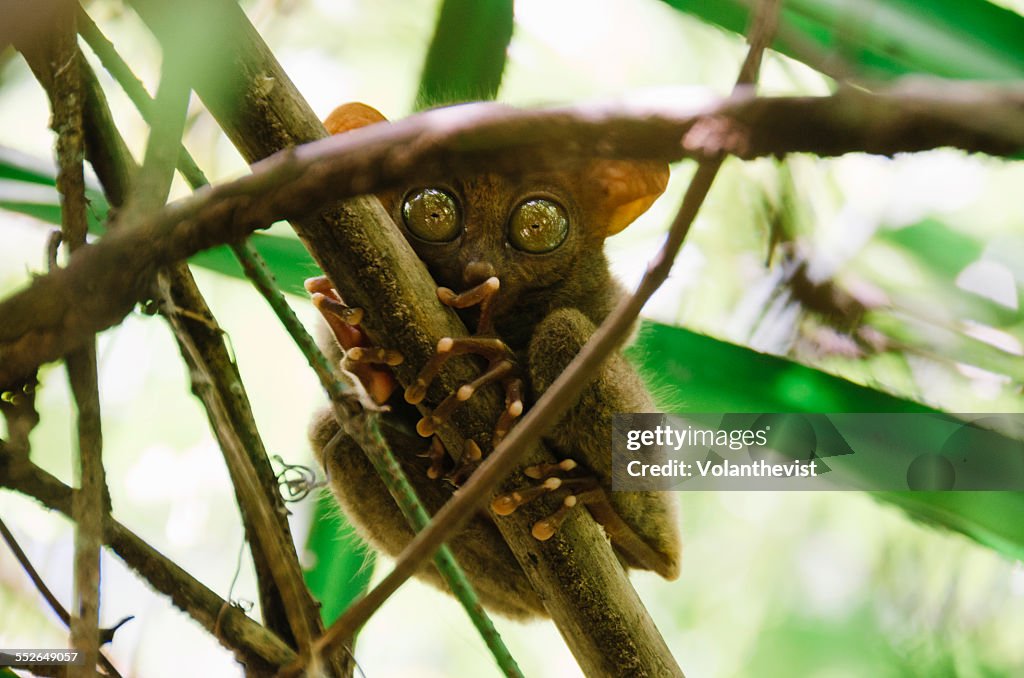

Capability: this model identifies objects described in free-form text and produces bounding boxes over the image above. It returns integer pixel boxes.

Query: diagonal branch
[0,517,123,678]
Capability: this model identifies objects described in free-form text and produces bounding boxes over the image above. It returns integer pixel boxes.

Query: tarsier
[309,103,680,618]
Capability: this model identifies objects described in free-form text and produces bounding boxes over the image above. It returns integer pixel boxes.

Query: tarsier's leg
[309,408,545,618]
[308,276,546,615]
[497,307,681,579]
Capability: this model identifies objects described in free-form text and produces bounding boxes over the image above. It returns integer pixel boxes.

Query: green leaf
[875,220,1019,328]
[414,0,514,110]
[303,493,376,624]
[0,148,110,234]
[628,320,931,413]
[873,490,1024,562]
[629,321,1024,562]
[0,147,63,185]
[661,0,1024,80]
[0,184,109,235]
[881,218,983,278]
[0,146,314,293]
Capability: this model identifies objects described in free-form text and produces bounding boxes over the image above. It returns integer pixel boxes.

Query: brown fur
[310,103,680,618]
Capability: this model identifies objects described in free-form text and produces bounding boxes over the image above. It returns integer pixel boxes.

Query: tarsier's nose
[462,260,497,287]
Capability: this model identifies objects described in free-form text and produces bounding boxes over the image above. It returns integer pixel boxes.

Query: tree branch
[1,82,1021,388]
[0,449,296,674]
[0,517,123,678]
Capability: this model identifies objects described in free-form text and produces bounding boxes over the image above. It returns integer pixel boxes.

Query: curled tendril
[273,455,323,502]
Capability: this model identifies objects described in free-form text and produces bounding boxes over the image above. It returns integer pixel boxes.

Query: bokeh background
[2,0,1024,675]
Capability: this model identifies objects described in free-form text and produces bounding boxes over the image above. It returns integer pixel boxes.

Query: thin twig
[76,9,208,187]
[34,8,107,674]
[0,518,123,678]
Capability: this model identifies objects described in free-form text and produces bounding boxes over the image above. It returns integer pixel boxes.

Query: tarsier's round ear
[584,160,670,237]
[323,102,388,135]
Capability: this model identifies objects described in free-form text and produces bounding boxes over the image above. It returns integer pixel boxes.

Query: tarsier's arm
[526,307,680,579]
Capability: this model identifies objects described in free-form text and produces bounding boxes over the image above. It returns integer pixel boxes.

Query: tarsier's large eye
[402,188,460,242]
[508,198,569,253]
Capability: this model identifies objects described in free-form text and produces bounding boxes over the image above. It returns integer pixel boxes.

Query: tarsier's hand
[305,275,402,406]
[402,271,525,482]
[308,269,525,483]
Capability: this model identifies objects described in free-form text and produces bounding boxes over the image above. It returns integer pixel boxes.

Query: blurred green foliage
[664,0,1024,79]
[415,0,513,109]
[302,495,375,624]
